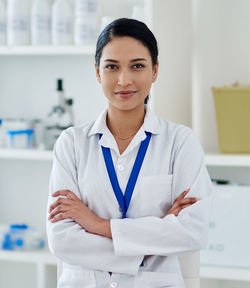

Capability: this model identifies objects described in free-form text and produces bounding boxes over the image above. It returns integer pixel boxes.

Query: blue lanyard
[99,132,151,218]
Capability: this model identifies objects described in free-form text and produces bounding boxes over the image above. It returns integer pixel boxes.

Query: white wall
[192,0,250,152]
[151,0,192,127]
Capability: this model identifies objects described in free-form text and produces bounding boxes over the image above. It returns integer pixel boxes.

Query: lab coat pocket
[58,266,96,288]
[140,175,173,217]
[135,271,179,288]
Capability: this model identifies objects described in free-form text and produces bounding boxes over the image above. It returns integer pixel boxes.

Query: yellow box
[212,82,250,153]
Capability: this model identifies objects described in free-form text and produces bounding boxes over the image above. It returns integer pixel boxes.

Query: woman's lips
[115,90,137,98]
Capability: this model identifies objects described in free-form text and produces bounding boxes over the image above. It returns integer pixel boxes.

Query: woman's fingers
[169,202,195,217]
[50,211,71,223]
[175,188,190,201]
[166,195,201,217]
[171,196,196,211]
[178,197,198,205]
[48,203,71,220]
[52,190,79,200]
[49,197,73,213]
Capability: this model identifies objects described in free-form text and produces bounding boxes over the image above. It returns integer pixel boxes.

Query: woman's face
[95,36,158,112]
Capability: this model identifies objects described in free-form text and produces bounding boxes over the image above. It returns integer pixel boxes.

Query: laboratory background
[0,0,250,287]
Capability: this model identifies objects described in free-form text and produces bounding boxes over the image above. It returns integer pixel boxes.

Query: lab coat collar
[88,105,160,137]
[87,105,161,155]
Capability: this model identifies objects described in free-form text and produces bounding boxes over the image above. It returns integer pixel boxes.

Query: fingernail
[196,198,201,201]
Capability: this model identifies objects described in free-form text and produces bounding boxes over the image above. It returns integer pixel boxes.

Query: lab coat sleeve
[110,128,213,256]
[46,129,143,275]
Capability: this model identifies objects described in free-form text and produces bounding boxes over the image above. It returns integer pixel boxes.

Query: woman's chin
[109,101,145,112]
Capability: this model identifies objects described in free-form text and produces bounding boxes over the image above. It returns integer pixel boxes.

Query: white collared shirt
[47,105,213,288]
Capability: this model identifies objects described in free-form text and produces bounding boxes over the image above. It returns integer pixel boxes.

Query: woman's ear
[152,61,159,83]
[95,62,101,83]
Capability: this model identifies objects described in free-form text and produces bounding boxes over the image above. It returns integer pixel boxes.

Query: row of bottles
[0,0,100,46]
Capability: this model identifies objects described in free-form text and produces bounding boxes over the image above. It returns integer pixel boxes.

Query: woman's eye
[133,63,145,69]
[105,64,118,70]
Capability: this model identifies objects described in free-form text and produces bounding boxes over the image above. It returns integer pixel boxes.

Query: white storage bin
[200,183,250,268]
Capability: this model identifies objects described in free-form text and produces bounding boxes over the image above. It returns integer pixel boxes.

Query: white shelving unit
[191,2,250,286]
[0,148,53,161]
[205,154,250,168]
[2,149,250,168]
[0,45,95,56]
[0,249,56,264]
[200,265,250,282]
[0,249,57,288]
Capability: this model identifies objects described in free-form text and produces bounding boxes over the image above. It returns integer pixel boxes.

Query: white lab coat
[47,105,213,288]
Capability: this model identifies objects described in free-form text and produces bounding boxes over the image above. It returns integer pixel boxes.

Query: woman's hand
[166,188,200,217]
[48,190,111,237]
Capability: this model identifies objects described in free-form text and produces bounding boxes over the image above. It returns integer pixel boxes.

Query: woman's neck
[106,104,146,138]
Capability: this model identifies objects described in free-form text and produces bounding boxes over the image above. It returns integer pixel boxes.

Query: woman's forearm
[93,218,112,239]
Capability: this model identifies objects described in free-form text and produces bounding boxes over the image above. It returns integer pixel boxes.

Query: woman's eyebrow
[104,59,118,63]
[103,58,147,63]
[130,58,147,62]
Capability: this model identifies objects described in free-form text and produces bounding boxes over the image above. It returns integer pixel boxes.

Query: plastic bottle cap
[6,130,34,136]
[10,224,28,230]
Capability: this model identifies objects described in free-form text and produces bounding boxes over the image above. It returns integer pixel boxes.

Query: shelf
[1,149,250,166]
[0,148,53,161]
[200,265,250,282]
[0,45,96,56]
[205,153,250,167]
[0,249,57,265]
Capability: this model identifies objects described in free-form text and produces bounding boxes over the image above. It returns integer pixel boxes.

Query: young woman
[47,18,213,288]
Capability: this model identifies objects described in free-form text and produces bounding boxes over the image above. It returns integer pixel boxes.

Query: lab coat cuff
[111,218,144,270]
[111,218,126,256]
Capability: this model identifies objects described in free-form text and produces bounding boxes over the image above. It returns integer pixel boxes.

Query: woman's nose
[117,70,132,86]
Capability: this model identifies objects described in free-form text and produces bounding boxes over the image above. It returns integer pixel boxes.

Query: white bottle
[7,0,31,45]
[74,0,100,45]
[0,0,6,45]
[74,16,98,45]
[31,0,51,45]
[52,0,73,45]
[75,0,99,17]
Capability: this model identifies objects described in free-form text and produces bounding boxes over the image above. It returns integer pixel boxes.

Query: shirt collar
[87,105,161,138]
